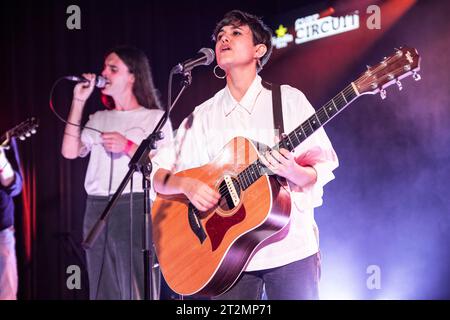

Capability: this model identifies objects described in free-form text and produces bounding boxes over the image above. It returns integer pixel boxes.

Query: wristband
[123,139,134,154]
[0,161,8,174]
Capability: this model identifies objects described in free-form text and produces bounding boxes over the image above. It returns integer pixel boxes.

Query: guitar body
[152,137,291,296]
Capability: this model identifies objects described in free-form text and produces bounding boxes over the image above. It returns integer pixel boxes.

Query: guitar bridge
[223,175,240,207]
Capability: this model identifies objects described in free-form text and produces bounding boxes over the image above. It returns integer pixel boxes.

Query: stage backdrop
[1,0,449,299]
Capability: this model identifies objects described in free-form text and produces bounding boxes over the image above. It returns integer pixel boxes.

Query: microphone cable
[94,151,114,300]
[49,76,102,134]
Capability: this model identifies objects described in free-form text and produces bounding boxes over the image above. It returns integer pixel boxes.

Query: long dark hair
[101,46,162,110]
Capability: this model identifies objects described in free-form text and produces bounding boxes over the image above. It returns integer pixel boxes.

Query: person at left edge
[0,140,23,300]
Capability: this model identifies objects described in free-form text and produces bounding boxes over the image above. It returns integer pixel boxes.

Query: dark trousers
[212,252,321,300]
[83,193,149,300]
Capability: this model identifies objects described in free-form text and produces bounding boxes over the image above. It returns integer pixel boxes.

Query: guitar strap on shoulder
[262,81,284,139]
[263,81,289,186]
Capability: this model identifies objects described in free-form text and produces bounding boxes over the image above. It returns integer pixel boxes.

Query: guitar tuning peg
[380,89,387,100]
[413,71,421,81]
[396,80,403,91]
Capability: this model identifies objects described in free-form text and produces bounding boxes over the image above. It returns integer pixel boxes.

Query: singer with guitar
[151,10,338,299]
[61,46,173,299]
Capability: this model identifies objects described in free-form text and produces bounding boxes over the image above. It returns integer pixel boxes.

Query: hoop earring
[257,59,263,71]
[213,65,226,79]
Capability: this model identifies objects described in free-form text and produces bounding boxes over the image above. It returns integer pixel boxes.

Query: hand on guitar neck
[154,168,221,212]
[258,148,318,189]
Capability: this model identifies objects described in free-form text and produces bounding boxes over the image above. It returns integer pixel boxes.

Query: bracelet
[73,97,86,103]
[123,139,134,154]
[64,131,80,138]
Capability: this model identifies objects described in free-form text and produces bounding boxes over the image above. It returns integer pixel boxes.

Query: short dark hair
[102,46,162,110]
[212,10,273,72]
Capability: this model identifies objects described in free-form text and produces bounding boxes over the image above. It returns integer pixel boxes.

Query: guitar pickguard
[205,205,246,251]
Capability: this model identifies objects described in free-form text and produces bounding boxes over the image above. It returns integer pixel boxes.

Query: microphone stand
[82,68,192,300]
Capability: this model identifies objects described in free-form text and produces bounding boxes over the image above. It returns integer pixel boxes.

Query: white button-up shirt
[152,75,338,271]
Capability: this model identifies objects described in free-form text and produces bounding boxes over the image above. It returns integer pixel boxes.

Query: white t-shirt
[80,107,173,196]
[151,76,339,271]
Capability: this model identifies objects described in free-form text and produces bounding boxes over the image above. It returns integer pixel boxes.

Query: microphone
[173,48,215,74]
[64,75,109,88]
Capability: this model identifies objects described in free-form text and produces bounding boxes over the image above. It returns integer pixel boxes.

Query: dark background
[1,0,449,299]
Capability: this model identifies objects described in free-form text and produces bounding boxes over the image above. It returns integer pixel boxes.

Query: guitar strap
[262,81,289,186]
[262,81,284,138]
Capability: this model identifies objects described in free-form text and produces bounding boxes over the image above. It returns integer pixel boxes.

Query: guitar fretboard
[237,84,359,191]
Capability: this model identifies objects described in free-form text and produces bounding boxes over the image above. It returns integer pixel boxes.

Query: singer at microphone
[60,46,174,300]
[173,48,215,74]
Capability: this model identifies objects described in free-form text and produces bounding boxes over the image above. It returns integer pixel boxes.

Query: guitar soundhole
[218,177,241,212]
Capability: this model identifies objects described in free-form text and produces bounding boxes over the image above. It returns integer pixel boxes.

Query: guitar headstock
[354,46,421,99]
[1,117,39,148]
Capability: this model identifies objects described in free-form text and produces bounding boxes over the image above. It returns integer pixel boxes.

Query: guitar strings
[193,56,412,211]
[190,82,359,204]
[207,87,351,204]
[215,84,356,197]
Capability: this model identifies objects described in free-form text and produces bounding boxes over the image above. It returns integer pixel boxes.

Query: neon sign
[272,11,360,49]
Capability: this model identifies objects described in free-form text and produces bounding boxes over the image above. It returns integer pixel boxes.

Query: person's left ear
[255,44,267,59]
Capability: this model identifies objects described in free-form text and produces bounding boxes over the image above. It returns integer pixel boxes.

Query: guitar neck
[1,117,39,148]
[277,83,359,151]
[237,83,360,191]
